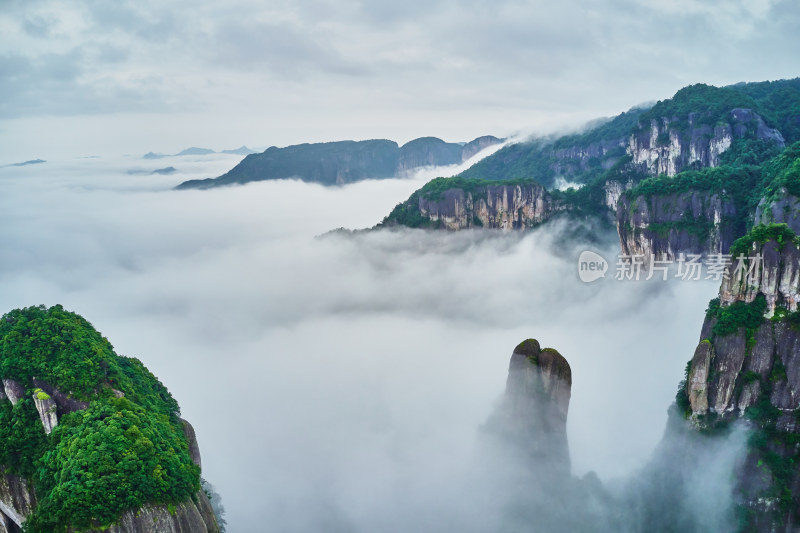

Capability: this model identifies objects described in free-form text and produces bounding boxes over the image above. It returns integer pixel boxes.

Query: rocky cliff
[617,189,739,260]
[382,178,564,230]
[177,135,502,189]
[459,82,799,189]
[675,224,800,531]
[0,305,221,532]
[629,108,784,177]
[489,339,572,471]
[481,339,621,531]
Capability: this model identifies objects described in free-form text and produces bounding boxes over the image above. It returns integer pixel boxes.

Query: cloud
[1,0,799,156]
[0,155,730,530]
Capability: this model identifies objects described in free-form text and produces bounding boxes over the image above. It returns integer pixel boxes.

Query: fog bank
[0,155,721,531]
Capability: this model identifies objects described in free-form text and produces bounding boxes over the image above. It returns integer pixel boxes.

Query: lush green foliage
[760,141,800,200]
[675,360,692,418]
[638,83,758,131]
[0,305,119,401]
[705,294,767,337]
[729,78,800,144]
[458,109,643,187]
[718,138,783,167]
[27,399,199,532]
[0,398,48,478]
[0,305,199,532]
[728,223,800,258]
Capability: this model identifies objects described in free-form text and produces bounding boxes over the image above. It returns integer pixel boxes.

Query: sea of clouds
[0,149,726,531]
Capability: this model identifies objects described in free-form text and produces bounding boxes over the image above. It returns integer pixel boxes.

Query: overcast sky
[1,0,799,160]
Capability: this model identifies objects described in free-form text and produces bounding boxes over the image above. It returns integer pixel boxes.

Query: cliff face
[755,189,800,235]
[494,339,572,470]
[677,226,800,531]
[603,177,637,211]
[617,190,739,259]
[481,340,622,532]
[0,470,35,533]
[416,183,563,230]
[629,108,784,177]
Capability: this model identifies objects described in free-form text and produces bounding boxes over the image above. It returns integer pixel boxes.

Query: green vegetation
[675,360,692,418]
[458,108,644,187]
[705,294,767,337]
[0,305,200,532]
[728,223,800,258]
[760,141,800,201]
[0,398,48,478]
[638,83,758,132]
[741,377,800,523]
[625,163,762,239]
[27,399,199,532]
[718,138,783,167]
[729,78,800,144]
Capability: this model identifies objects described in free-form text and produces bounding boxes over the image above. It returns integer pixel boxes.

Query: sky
[1,0,799,160]
[0,154,726,531]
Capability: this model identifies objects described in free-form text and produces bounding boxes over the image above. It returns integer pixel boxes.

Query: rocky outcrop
[677,226,800,531]
[718,236,800,316]
[31,389,57,435]
[617,189,739,260]
[181,419,203,469]
[0,383,218,531]
[2,381,23,406]
[417,183,563,230]
[755,189,800,235]
[0,469,36,531]
[94,493,218,533]
[629,109,784,176]
[603,177,636,211]
[489,339,572,470]
[31,378,89,415]
[177,135,503,189]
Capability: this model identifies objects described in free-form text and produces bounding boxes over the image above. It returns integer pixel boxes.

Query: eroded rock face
[687,340,712,414]
[181,419,203,469]
[755,189,800,234]
[2,381,24,406]
[491,339,572,471]
[617,189,739,260]
[0,469,36,530]
[418,183,563,230]
[679,231,800,531]
[628,109,784,176]
[31,390,58,435]
[603,178,636,211]
[30,379,89,415]
[97,492,218,533]
[719,240,800,316]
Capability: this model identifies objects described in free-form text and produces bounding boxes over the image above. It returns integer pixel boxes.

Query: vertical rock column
[494,339,573,472]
